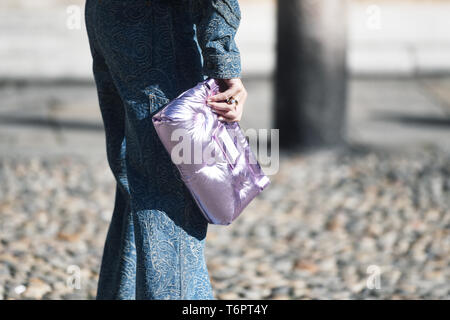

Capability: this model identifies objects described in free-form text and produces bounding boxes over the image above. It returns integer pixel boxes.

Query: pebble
[23,278,52,299]
[1,145,449,299]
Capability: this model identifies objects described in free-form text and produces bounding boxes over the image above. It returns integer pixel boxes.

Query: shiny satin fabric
[152,78,270,225]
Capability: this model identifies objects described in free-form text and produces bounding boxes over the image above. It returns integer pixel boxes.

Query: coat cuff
[202,53,242,79]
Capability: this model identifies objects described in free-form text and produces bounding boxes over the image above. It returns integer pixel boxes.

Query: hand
[206,78,247,122]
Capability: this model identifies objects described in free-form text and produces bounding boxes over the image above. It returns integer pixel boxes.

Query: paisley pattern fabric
[84,0,241,299]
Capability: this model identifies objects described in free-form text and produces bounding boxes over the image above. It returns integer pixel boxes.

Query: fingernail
[218,116,224,121]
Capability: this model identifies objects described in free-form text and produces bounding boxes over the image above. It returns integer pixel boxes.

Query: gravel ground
[0,145,449,300]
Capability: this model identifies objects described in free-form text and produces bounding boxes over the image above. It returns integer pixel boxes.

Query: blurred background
[0,0,449,299]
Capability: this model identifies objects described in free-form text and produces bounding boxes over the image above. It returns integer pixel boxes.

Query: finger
[234,93,244,107]
[223,103,243,122]
[207,101,235,112]
[217,109,239,122]
[213,108,236,118]
[208,86,240,102]
[218,115,239,123]
[213,96,244,119]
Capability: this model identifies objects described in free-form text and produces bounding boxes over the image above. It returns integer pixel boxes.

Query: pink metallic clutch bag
[152,78,270,225]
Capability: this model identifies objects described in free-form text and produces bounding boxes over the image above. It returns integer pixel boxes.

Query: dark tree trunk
[274,0,348,150]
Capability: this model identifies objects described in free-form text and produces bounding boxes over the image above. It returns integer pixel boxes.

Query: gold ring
[226,96,238,105]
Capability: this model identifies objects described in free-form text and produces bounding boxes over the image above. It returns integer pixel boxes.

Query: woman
[84,0,247,299]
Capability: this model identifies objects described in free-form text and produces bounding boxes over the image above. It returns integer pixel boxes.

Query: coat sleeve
[193,0,242,79]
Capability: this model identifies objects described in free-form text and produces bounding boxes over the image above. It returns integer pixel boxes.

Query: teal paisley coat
[84,0,242,299]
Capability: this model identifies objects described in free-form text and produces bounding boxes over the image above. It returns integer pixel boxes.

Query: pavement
[1,142,449,300]
[0,0,449,175]
[1,76,450,158]
[1,0,450,301]
[1,0,450,81]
